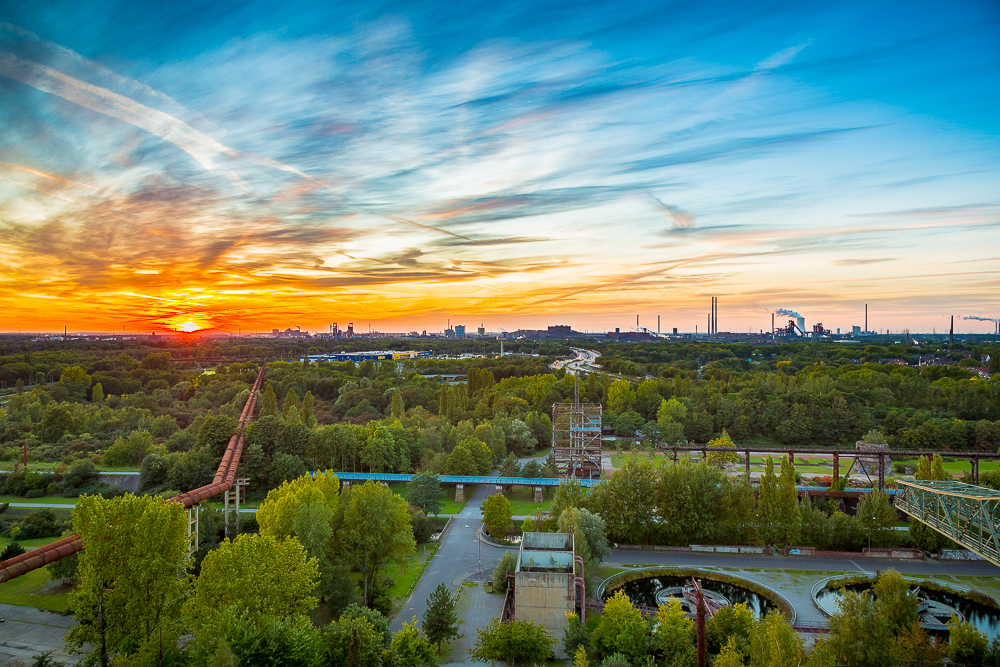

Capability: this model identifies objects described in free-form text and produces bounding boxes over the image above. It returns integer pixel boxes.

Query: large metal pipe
[574,555,586,624]
[0,365,266,583]
[575,576,586,626]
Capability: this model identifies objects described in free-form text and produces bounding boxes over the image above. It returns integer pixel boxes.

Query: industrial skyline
[0,0,997,333]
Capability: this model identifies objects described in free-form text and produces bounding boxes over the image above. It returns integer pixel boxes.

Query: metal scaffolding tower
[551,376,603,478]
[895,479,1000,566]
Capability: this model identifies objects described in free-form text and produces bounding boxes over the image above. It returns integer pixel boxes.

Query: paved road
[391,484,513,633]
[0,603,81,665]
[606,549,1000,576]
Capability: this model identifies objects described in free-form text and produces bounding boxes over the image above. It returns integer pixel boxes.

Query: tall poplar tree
[300,390,317,428]
[282,388,300,424]
[67,495,188,667]
[757,456,779,546]
[390,391,405,419]
[260,384,278,418]
[776,456,801,546]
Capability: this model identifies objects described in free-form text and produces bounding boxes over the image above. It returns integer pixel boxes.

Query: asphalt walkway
[0,603,81,665]
[391,484,512,636]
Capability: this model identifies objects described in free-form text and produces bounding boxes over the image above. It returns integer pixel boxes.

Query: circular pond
[815,582,1000,639]
[607,574,778,619]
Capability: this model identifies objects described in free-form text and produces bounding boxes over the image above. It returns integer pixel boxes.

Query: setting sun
[175,320,204,333]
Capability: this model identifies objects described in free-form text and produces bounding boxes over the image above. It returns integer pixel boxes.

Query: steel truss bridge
[895,479,1000,566]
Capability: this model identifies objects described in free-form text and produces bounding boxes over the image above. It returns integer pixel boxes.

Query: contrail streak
[0,51,314,187]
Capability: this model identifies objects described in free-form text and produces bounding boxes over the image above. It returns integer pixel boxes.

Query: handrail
[0,365,266,583]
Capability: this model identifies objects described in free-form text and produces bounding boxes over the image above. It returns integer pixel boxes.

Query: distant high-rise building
[455,325,466,338]
[852,325,861,336]
[478,325,485,337]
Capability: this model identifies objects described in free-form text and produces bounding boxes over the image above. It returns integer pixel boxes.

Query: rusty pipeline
[0,364,266,583]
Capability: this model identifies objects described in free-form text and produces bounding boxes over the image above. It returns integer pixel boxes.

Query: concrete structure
[514,532,576,641]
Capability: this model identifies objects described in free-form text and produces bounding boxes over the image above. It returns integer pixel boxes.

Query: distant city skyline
[0,0,997,333]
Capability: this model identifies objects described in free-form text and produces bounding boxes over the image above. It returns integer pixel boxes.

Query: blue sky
[0,0,997,333]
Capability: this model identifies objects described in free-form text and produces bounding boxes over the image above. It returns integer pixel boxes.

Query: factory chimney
[865,304,868,334]
[950,316,954,345]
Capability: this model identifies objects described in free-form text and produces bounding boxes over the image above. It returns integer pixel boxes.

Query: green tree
[59,365,91,387]
[931,453,948,481]
[889,622,946,667]
[757,457,779,546]
[362,423,397,473]
[591,589,648,663]
[257,470,341,588]
[482,493,513,539]
[652,599,695,665]
[775,456,801,547]
[819,590,892,667]
[323,610,385,667]
[423,583,460,652]
[91,382,104,403]
[706,429,739,467]
[261,384,279,418]
[493,550,518,594]
[197,415,238,457]
[607,380,634,414]
[947,616,989,666]
[715,637,746,667]
[747,611,803,667]
[706,602,755,655]
[67,494,188,667]
[587,459,658,545]
[392,617,439,667]
[408,471,445,515]
[283,388,301,424]
[439,385,450,418]
[469,618,555,667]
[445,443,478,475]
[102,430,152,467]
[38,403,75,443]
[391,391,405,420]
[342,481,416,605]
[573,644,589,667]
[185,533,319,634]
[301,390,317,428]
[657,460,728,546]
[857,491,899,549]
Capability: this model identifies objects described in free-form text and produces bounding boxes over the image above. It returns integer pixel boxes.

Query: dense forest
[1,337,998,503]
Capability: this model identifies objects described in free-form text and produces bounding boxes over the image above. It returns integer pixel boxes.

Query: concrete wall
[514,570,575,640]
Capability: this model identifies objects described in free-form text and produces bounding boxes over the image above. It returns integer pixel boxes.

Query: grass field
[0,495,77,505]
[0,535,64,549]
[0,565,73,613]
[384,482,474,515]
[503,486,553,515]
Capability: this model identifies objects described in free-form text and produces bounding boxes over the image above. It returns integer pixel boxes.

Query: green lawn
[0,495,77,505]
[384,482,474,515]
[386,544,438,599]
[502,486,553,516]
[0,535,65,549]
[0,565,73,613]
[0,463,139,473]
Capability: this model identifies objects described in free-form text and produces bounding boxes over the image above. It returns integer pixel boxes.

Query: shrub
[0,541,25,560]
[493,550,517,593]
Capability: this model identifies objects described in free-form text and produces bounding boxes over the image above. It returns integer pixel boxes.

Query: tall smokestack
[950,316,954,345]
[772,313,774,338]
[865,304,867,334]
[657,315,660,334]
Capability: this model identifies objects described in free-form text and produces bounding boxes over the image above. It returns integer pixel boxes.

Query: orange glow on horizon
[175,320,204,333]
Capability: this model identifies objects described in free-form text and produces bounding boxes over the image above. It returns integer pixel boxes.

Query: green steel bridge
[895,479,1000,566]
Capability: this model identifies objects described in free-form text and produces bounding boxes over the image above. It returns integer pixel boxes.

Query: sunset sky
[1,0,998,335]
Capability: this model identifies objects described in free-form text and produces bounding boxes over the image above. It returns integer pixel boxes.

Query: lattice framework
[895,479,1000,566]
